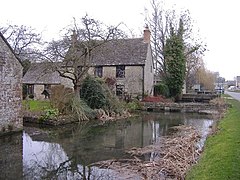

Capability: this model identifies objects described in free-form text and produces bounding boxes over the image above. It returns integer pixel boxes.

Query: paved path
[225,91,240,101]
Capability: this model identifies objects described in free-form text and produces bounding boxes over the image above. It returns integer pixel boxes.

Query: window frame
[94,66,103,78]
[116,65,125,78]
[116,84,125,96]
[27,84,34,95]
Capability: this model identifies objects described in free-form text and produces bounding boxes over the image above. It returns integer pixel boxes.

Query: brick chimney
[143,25,151,43]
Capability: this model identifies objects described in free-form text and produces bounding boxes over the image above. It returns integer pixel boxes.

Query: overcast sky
[0,0,239,80]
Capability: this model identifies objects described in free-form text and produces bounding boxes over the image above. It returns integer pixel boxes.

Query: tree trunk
[74,85,81,99]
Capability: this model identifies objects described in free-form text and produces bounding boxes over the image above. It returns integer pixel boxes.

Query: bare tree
[196,66,215,91]
[185,50,204,91]
[0,24,43,61]
[146,0,206,80]
[0,24,43,75]
[43,15,126,97]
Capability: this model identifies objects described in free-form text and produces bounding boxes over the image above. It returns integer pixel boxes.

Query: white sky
[0,0,239,80]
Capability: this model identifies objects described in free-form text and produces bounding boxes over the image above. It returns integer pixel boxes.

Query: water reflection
[1,112,214,179]
[0,133,23,179]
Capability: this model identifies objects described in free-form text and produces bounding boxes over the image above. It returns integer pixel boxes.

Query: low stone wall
[141,102,226,114]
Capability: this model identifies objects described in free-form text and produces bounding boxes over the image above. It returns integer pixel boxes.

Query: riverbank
[23,109,132,126]
[23,97,227,126]
[186,96,240,179]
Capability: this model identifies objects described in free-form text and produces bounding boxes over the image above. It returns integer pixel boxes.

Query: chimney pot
[143,25,151,43]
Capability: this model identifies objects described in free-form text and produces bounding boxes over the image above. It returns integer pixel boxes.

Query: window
[43,84,51,99]
[44,84,51,90]
[94,66,103,77]
[116,84,124,96]
[116,65,125,78]
[27,84,34,96]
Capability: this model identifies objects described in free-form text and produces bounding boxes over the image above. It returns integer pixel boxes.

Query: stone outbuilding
[0,32,23,135]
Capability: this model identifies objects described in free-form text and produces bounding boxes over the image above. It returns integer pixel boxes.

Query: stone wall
[103,66,144,97]
[30,63,153,100]
[0,35,23,134]
[142,102,226,115]
[144,44,154,95]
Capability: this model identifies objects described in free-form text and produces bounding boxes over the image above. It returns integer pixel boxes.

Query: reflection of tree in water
[23,141,71,179]
[23,125,128,179]
[24,156,118,180]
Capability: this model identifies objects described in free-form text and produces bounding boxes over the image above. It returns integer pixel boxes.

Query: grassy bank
[186,97,240,179]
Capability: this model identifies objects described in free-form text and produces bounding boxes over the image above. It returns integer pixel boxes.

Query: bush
[126,99,142,111]
[50,85,74,114]
[39,108,59,122]
[50,85,95,121]
[81,76,124,113]
[67,96,96,121]
[154,83,170,97]
[81,76,107,109]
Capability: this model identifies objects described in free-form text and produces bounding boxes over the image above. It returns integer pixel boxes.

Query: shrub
[81,76,107,109]
[126,99,142,111]
[50,85,74,114]
[67,96,96,121]
[154,83,170,97]
[81,76,124,114]
[50,85,95,121]
[39,108,59,122]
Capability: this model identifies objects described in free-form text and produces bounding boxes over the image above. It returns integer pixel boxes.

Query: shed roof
[23,62,61,84]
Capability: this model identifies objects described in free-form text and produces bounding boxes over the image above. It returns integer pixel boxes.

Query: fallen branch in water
[91,125,201,179]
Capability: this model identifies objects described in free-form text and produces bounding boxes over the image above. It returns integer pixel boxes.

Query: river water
[0,112,214,179]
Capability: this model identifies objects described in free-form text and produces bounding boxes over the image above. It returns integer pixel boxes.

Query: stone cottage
[23,27,154,99]
[22,62,73,100]
[0,32,23,134]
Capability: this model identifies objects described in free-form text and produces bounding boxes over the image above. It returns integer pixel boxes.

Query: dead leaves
[91,125,201,180]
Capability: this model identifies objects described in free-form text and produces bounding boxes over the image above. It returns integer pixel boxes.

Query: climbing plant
[164,19,186,99]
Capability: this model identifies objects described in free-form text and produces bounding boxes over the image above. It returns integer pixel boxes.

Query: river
[0,112,214,179]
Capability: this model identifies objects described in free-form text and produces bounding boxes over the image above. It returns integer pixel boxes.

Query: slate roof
[23,62,61,84]
[65,38,149,66]
[90,38,149,66]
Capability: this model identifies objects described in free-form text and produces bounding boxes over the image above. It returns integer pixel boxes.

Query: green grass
[23,100,51,112]
[186,97,240,180]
